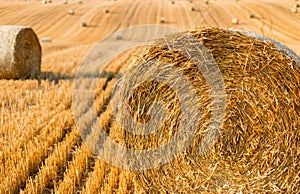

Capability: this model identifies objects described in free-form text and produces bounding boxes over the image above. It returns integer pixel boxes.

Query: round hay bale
[78,0,82,4]
[190,6,195,11]
[295,3,300,8]
[41,37,52,43]
[231,18,239,24]
[63,0,68,4]
[114,28,300,193]
[171,1,175,4]
[115,32,122,40]
[68,9,75,15]
[0,26,41,79]
[103,8,110,13]
[205,0,209,4]
[291,7,298,13]
[249,13,255,18]
[82,21,87,27]
[41,0,47,4]
[160,17,165,23]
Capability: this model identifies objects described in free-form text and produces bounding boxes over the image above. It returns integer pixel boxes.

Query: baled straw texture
[110,28,300,193]
[0,26,41,79]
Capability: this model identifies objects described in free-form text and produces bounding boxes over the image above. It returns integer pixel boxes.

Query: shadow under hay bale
[38,70,118,84]
[111,28,300,193]
[0,26,41,79]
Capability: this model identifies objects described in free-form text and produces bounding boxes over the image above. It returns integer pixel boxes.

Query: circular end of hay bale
[117,28,300,192]
[0,26,41,79]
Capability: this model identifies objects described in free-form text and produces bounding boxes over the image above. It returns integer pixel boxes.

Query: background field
[0,0,300,193]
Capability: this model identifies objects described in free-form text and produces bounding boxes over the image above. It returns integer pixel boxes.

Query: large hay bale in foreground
[0,26,41,79]
[113,28,300,193]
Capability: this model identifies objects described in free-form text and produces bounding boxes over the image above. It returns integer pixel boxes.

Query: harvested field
[0,0,299,193]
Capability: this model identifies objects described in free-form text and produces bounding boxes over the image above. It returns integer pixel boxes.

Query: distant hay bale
[114,28,300,193]
[115,32,122,40]
[231,18,239,24]
[160,17,165,23]
[41,37,52,43]
[82,21,87,27]
[295,3,300,8]
[0,26,41,79]
[190,6,195,11]
[78,0,82,4]
[103,8,110,13]
[171,1,175,4]
[249,13,255,18]
[48,0,52,3]
[68,9,75,15]
[205,0,209,4]
[41,0,47,4]
[63,0,68,4]
[291,7,298,13]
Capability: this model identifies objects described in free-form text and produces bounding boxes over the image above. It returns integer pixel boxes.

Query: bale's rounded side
[0,26,41,79]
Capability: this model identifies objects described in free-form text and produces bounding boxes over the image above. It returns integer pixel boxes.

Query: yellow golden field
[0,0,300,193]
